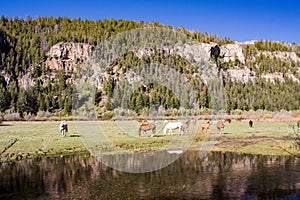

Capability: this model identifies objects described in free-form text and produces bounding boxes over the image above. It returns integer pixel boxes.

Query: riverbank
[0,120,299,162]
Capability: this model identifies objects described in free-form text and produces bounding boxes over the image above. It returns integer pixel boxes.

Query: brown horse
[216,121,225,135]
[138,123,156,137]
[182,120,191,133]
[297,120,300,128]
[236,116,242,122]
[199,121,210,134]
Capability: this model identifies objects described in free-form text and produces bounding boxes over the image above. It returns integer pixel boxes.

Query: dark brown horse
[224,118,231,123]
[249,120,253,128]
[138,123,156,137]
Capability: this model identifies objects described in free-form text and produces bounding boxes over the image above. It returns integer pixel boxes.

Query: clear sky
[1,0,299,44]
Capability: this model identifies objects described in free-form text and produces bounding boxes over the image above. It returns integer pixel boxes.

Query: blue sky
[1,0,299,44]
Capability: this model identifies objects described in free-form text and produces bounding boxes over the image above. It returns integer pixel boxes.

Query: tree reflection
[0,151,299,199]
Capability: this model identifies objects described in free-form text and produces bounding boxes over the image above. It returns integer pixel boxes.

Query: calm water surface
[0,151,299,199]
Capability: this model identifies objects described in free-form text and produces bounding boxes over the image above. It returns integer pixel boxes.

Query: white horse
[163,121,183,135]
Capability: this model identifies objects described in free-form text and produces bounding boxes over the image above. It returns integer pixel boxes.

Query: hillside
[0,16,299,119]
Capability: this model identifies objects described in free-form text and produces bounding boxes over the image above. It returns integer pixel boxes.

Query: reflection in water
[0,151,299,199]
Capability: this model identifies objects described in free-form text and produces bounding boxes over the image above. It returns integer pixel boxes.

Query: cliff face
[23,41,300,88]
[45,42,94,72]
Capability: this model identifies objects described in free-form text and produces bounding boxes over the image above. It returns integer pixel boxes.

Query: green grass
[0,121,86,162]
[214,121,300,156]
[0,120,299,162]
[223,121,291,138]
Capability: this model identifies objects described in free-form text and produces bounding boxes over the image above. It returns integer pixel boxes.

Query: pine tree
[0,84,9,112]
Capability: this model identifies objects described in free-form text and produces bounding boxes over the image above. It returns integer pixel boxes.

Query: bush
[24,113,35,121]
[37,110,52,118]
[3,112,21,121]
[231,109,243,115]
[263,114,273,120]
[290,111,300,118]
[103,111,114,119]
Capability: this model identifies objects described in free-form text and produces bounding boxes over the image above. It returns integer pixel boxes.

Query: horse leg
[151,128,154,137]
[167,128,170,135]
[163,127,167,135]
[218,128,223,135]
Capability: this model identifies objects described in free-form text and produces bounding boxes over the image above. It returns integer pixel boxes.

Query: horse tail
[153,125,156,134]
[138,127,142,136]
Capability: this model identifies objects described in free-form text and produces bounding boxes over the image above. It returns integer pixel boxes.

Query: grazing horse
[181,120,191,133]
[199,121,210,134]
[216,121,225,135]
[163,121,183,135]
[138,123,156,137]
[297,120,300,128]
[236,117,242,122]
[249,120,253,128]
[60,121,68,137]
[224,118,231,123]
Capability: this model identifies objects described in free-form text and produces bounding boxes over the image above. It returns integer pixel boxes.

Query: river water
[0,151,299,199]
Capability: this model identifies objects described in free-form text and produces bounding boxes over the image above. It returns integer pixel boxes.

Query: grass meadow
[0,119,299,162]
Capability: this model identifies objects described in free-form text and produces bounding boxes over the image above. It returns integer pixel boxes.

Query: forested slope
[0,16,299,119]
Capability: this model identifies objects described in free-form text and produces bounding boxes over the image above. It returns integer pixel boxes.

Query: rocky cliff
[45,42,94,71]
[42,41,300,86]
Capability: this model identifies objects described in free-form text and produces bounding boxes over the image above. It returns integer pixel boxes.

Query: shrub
[263,114,273,120]
[290,111,300,118]
[3,112,21,121]
[24,113,35,121]
[231,109,243,115]
[103,111,114,119]
[37,111,52,118]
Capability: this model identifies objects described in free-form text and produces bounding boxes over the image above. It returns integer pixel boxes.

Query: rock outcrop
[42,41,299,85]
[45,42,94,71]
